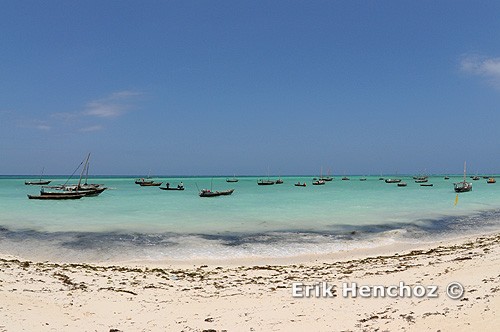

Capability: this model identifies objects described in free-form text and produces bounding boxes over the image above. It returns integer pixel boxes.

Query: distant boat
[258,167,276,185]
[160,182,184,190]
[444,176,450,180]
[420,183,433,187]
[25,167,51,185]
[342,176,350,181]
[487,178,496,184]
[275,177,284,184]
[360,177,367,181]
[199,188,234,197]
[25,179,51,186]
[35,153,107,198]
[27,193,85,200]
[385,178,402,183]
[312,179,325,185]
[226,177,239,183]
[320,168,333,181]
[294,182,306,187]
[397,182,407,187]
[140,181,162,187]
[454,161,472,193]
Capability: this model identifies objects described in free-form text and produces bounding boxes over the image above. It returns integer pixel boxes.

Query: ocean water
[1,175,500,262]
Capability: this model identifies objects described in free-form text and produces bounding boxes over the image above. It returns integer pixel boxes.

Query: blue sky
[1,1,500,176]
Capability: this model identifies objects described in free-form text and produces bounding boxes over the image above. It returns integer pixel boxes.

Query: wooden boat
[294,182,306,187]
[275,178,284,184]
[420,183,433,187]
[385,178,402,183]
[25,180,51,185]
[312,179,325,185]
[397,182,407,187]
[454,161,472,193]
[34,154,107,198]
[140,181,162,187]
[341,176,350,181]
[40,186,106,197]
[444,176,450,180]
[487,178,496,184]
[199,189,234,197]
[320,168,333,181]
[159,185,185,190]
[360,177,367,181]
[226,174,239,182]
[415,178,428,183]
[28,193,85,200]
[25,167,51,185]
[257,179,275,185]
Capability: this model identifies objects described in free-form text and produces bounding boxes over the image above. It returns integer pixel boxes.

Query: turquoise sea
[1,175,500,262]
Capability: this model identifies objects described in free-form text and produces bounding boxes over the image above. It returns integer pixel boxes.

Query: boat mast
[39,167,45,182]
[77,153,91,188]
[463,161,467,183]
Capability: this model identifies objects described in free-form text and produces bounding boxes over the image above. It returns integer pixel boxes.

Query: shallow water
[1,175,499,262]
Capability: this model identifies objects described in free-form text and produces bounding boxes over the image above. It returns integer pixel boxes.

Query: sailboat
[25,167,51,185]
[313,167,326,185]
[40,153,107,197]
[257,167,275,185]
[320,168,333,181]
[199,178,235,197]
[226,174,239,183]
[454,161,472,193]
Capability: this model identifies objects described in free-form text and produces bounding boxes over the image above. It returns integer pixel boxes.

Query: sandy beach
[1,232,499,332]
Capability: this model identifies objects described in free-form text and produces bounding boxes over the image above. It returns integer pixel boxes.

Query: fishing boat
[385,178,402,183]
[454,161,472,193]
[294,182,306,187]
[258,167,276,185]
[27,193,85,200]
[275,177,284,184]
[420,183,433,187]
[226,177,239,183]
[487,178,496,184]
[341,176,350,181]
[35,154,107,198]
[25,179,51,186]
[160,183,185,190]
[312,179,325,185]
[25,167,51,185]
[140,181,162,187]
[199,188,234,197]
[397,182,407,187]
[320,168,333,181]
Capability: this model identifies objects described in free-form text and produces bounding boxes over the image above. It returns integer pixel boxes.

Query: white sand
[1,232,499,331]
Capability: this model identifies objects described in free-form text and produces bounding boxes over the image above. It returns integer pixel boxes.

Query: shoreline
[1,231,499,331]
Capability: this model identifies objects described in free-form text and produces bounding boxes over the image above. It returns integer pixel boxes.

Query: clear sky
[1,1,500,176]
